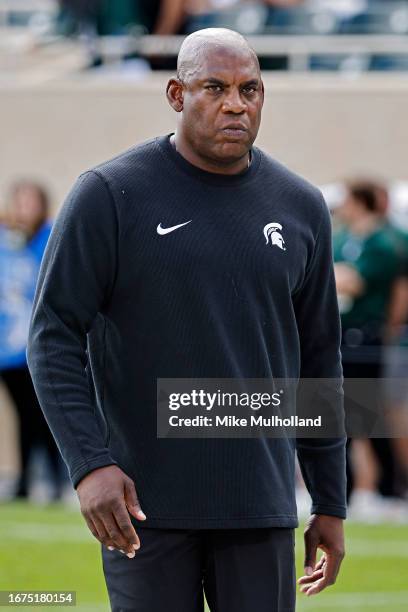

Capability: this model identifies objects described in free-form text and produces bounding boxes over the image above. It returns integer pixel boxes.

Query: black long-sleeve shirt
[27,133,347,528]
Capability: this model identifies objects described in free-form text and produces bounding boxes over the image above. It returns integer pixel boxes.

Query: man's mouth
[221,125,248,139]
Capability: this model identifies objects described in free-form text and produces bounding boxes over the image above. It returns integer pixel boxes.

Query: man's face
[179,47,264,164]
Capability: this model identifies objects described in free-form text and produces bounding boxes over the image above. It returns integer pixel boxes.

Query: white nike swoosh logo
[157,220,192,235]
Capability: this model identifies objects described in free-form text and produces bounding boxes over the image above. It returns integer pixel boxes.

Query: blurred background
[1,1,408,611]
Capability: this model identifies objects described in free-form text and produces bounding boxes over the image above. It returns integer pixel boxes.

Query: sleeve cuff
[70,454,118,489]
[311,504,347,519]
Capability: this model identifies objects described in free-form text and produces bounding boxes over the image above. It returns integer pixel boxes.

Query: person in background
[333,179,407,521]
[0,181,63,501]
[142,0,186,35]
[378,183,408,500]
[58,0,187,70]
[59,0,186,36]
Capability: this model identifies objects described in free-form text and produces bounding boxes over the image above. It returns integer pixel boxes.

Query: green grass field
[0,501,407,611]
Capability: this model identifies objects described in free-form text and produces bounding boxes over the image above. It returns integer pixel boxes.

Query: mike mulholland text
[168,415,322,428]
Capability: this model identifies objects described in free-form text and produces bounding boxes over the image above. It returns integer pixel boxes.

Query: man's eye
[206,85,223,92]
[243,87,256,94]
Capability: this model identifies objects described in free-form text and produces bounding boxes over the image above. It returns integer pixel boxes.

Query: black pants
[102,527,296,612]
[1,365,62,498]
[342,356,399,498]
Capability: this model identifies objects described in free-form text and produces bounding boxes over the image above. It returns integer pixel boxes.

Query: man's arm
[292,192,346,595]
[27,171,145,556]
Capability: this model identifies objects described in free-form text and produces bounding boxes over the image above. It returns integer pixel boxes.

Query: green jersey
[333,222,403,332]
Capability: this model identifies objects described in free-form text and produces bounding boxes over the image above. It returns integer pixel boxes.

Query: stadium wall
[0,73,408,210]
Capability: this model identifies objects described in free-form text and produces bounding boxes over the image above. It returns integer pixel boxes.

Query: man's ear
[166,78,184,112]
[260,79,265,107]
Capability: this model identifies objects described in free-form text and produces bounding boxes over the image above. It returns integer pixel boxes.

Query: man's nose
[222,88,247,113]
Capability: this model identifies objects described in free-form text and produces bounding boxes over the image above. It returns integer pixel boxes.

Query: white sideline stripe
[298,591,408,608]
[346,538,408,557]
[2,523,408,558]
[0,522,92,542]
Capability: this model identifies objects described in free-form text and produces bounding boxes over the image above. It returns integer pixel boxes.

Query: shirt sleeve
[26,171,119,489]
[293,193,347,519]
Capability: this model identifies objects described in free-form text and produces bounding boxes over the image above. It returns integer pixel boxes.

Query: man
[27,28,346,612]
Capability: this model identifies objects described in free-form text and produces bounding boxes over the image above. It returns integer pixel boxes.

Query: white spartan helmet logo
[264,223,286,250]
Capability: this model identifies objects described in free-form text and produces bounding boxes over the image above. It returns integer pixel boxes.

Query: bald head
[177,28,260,84]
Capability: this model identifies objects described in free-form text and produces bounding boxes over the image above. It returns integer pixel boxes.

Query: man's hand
[298,514,345,596]
[76,465,146,558]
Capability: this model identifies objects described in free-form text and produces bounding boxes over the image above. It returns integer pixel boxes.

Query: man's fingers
[89,508,140,557]
[300,575,326,596]
[298,569,324,585]
[91,515,112,546]
[112,504,141,551]
[83,515,102,543]
[298,552,326,585]
[301,548,344,596]
[315,554,326,571]
[124,479,146,521]
[84,514,119,553]
[99,511,136,557]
